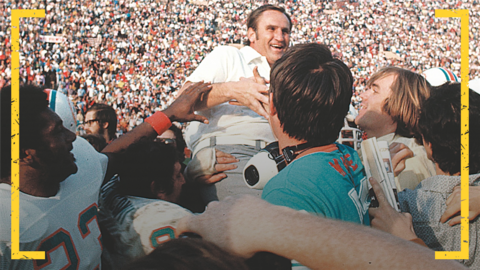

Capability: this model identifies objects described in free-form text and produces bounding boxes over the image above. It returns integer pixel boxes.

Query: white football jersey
[98,176,192,269]
[0,137,108,270]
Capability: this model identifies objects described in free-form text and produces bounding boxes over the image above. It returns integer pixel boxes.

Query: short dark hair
[1,85,48,179]
[169,124,187,162]
[124,238,249,270]
[245,5,292,46]
[87,103,117,140]
[270,43,353,146]
[118,140,178,198]
[417,83,480,175]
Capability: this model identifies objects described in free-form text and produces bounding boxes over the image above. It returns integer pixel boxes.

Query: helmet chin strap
[282,142,316,163]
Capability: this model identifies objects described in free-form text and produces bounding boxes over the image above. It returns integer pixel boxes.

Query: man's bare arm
[177,195,465,270]
[181,67,270,118]
[101,82,212,182]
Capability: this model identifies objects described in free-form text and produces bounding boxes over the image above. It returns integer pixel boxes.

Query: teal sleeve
[262,188,326,217]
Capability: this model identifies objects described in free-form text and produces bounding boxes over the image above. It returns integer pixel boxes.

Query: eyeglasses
[84,119,100,126]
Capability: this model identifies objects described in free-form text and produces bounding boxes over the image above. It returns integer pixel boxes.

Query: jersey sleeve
[262,188,326,217]
[133,201,192,254]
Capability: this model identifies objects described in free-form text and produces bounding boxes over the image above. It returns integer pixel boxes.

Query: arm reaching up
[101,82,212,182]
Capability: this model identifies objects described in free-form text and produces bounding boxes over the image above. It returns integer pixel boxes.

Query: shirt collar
[240,46,266,65]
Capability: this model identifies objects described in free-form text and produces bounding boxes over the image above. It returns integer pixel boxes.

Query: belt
[193,136,267,156]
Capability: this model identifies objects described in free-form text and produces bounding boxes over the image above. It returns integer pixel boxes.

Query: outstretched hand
[440,185,480,226]
[389,142,414,176]
[228,66,270,119]
[163,81,212,123]
[196,150,238,185]
[369,177,418,241]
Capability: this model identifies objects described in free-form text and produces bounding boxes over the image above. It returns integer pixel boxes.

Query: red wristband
[145,111,172,135]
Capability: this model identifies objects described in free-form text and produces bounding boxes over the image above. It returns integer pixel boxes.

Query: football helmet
[337,119,363,151]
[44,89,77,133]
[470,78,480,95]
[422,67,460,87]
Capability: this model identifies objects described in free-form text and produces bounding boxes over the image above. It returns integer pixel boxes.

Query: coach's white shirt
[184,46,275,156]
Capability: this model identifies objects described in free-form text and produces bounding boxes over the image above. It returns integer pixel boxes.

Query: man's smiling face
[248,10,291,66]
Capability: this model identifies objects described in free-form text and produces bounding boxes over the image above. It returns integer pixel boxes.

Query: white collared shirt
[184,45,275,156]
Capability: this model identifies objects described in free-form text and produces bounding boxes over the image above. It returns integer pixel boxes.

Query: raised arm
[101,82,212,182]
[176,195,465,270]
[181,67,269,118]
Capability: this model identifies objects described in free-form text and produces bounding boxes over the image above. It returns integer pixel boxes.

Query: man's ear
[22,149,37,165]
[150,181,167,200]
[247,28,256,45]
[102,121,109,129]
[269,93,277,117]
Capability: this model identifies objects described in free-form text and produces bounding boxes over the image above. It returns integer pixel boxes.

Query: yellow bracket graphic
[8,7,470,263]
[434,9,470,260]
[10,9,46,260]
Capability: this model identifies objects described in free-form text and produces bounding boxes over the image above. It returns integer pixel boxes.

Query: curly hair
[417,83,480,175]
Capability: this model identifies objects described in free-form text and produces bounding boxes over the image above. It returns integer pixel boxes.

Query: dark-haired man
[84,103,117,143]
[261,43,369,225]
[181,5,292,202]
[0,82,210,269]
[98,140,192,269]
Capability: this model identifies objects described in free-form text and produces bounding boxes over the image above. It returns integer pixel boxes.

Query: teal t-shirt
[262,143,370,225]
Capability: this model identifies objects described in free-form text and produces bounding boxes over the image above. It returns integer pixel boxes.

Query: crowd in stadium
[1,1,480,269]
[1,0,479,134]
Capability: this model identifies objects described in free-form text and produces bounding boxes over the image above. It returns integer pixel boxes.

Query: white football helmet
[470,78,480,95]
[423,67,460,87]
[337,119,363,151]
[44,89,77,133]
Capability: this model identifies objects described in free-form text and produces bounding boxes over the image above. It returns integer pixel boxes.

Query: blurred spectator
[84,103,117,143]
